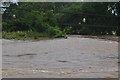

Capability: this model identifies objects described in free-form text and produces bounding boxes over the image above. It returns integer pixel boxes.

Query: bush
[63,26,72,34]
[78,26,91,35]
[2,11,58,32]
[2,31,49,40]
[116,27,120,36]
[46,25,65,38]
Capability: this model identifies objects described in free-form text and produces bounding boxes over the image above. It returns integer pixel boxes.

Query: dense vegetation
[2,2,119,40]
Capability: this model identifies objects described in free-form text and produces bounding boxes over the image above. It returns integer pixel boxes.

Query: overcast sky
[1,0,18,3]
[1,0,119,2]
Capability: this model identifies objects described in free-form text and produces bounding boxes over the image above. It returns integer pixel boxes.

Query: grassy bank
[2,31,65,40]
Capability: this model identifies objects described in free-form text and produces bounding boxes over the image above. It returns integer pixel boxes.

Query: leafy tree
[2,2,119,36]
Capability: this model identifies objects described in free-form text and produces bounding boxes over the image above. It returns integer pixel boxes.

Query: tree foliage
[2,2,119,37]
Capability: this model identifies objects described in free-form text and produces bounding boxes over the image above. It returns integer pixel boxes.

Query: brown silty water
[2,37,118,78]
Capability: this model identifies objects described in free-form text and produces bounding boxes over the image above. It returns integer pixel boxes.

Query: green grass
[2,31,64,40]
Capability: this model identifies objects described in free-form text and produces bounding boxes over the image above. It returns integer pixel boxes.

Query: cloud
[11,0,18,4]
[1,0,18,5]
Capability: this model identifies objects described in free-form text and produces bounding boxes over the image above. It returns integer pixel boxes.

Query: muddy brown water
[2,37,118,78]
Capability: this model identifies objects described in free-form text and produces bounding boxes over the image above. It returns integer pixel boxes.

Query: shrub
[79,26,91,35]
[63,26,72,34]
[46,25,65,38]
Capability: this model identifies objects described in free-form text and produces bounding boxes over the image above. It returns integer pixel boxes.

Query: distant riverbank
[2,31,119,42]
[68,35,119,42]
[2,31,65,40]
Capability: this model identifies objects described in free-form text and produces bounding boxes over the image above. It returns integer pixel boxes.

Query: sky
[0,0,19,14]
[1,0,18,5]
[1,0,18,3]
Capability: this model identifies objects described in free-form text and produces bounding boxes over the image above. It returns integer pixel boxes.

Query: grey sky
[1,0,120,2]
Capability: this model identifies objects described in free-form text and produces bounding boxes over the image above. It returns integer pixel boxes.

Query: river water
[2,37,118,78]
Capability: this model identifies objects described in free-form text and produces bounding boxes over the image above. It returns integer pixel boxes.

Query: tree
[2,2,119,36]
[58,2,119,35]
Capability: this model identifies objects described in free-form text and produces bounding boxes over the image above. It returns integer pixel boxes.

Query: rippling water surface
[2,37,118,78]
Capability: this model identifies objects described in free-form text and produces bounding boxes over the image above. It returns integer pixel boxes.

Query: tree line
[2,2,120,39]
